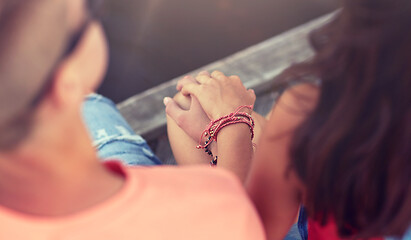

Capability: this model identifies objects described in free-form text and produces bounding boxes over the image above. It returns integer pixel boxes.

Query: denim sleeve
[81,93,162,166]
[282,206,306,240]
[284,223,304,240]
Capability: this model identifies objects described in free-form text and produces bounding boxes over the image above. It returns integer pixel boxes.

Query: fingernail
[163,97,171,106]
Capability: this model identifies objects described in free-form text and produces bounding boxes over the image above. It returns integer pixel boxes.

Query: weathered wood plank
[117,12,336,141]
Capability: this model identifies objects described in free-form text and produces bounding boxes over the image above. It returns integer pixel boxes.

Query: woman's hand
[178,71,256,120]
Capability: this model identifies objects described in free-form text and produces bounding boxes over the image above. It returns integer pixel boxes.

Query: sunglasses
[30,0,104,107]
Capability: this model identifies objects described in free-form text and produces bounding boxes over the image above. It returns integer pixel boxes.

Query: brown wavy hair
[282,0,411,238]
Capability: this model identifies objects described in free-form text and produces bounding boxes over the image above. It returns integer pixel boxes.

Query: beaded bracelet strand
[197,105,254,149]
[200,136,218,166]
[213,115,255,140]
[208,112,254,138]
[196,105,255,166]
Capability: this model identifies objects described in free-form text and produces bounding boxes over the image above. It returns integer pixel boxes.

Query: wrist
[212,105,253,120]
[217,123,253,143]
[196,105,255,167]
[216,123,254,182]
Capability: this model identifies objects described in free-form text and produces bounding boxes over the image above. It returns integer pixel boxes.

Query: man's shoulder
[83,164,266,239]
[125,165,255,218]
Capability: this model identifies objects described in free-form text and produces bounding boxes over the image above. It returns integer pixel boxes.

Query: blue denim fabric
[284,223,303,240]
[283,206,306,240]
[82,93,162,166]
[297,206,308,240]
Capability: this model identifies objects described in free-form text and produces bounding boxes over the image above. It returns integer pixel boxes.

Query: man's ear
[43,59,84,111]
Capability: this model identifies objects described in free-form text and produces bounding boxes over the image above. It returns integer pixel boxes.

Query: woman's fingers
[176,71,211,92]
[180,82,202,98]
[195,75,213,85]
[229,75,241,82]
[194,71,240,86]
[198,71,211,77]
[176,70,256,120]
[196,71,230,85]
[211,70,226,80]
[177,75,197,91]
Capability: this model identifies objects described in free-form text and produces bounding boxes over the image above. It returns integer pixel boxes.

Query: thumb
[164,97,185,125]
[248,89,256,102]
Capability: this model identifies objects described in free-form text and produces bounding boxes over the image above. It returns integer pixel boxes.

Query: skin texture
[0,0,123,216]
[165,72,319,239]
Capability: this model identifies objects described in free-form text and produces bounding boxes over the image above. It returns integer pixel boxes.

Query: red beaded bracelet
[196,105,255,166]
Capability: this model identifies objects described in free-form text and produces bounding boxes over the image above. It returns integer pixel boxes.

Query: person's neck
[0,136,124,217]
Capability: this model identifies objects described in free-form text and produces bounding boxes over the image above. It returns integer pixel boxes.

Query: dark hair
[282,0,411,238]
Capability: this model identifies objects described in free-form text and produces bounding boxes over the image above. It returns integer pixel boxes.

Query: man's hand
[164,76,211,143]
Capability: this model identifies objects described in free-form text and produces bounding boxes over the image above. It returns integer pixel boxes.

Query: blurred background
[98,0,338,103]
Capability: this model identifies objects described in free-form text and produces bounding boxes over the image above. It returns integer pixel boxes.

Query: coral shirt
[0,162,265,240]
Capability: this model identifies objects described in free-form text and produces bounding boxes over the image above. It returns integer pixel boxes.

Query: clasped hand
[164,71,256,142]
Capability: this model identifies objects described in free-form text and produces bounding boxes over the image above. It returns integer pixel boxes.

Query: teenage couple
[0,0,409,239]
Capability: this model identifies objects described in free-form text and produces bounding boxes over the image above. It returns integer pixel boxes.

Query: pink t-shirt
[0,162,265,240]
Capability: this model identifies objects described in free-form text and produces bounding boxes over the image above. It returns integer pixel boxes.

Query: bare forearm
[216,124,254,183]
